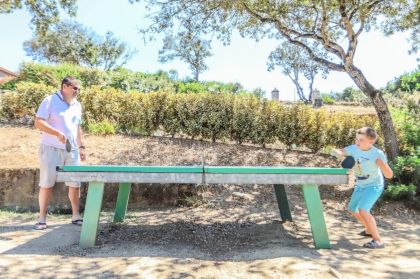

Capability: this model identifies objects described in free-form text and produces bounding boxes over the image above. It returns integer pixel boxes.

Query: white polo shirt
[36,91,82,150]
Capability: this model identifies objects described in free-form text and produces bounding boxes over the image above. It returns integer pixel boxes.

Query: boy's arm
[330,148,347,159]
[376,158,393,179]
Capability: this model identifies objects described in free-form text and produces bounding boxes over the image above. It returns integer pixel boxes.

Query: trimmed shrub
[230,94,259,144]
[0,82,54,119]
[252,100,282,147]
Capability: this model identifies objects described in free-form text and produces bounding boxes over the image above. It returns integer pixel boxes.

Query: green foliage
[268,41,328,103]
[158,20,212,81]
[23,21,136,70]
[137,0,417,159]
[251,100,282,147]
[176,82,207,94]
[0,73,379,153]
[305,110,329,153]
[1,62,257,95]
[162,93,183,137]
[333,87,370,105]
[0,0,77,35]
[87,120,116,135]
[387,69,420,93]
[230,94,259,144]
[0,82,54,119]
[278,104,312,148]
[382,184,417,201]
[200,93,233,142]
[391,155,420,193]
[3,62,110,89]
[175,80,245,94]
[391,104,420,155]
[322,95,335,104]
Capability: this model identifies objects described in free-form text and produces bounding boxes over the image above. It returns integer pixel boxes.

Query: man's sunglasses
[65,84,80,91]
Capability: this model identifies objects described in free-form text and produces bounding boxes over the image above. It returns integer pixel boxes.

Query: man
[34,76,86,230]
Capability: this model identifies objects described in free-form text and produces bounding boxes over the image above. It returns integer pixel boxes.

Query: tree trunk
[347,65,399,160]
[194,68,199,81]
[308,76,314,102]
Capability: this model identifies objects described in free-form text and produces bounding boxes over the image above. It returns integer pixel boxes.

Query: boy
[332,127,393,249]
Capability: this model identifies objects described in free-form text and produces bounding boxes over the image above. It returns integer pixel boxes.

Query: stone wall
[0,168,196,212]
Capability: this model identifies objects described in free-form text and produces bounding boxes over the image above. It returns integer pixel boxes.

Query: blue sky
[0,0,418,100]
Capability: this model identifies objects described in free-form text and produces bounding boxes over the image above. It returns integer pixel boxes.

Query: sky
[0,0,418,100]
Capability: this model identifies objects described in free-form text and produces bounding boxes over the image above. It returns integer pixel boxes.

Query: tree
[386,69,420,93]
[268,41,328,103]
[134,0,420,160]
[24,21,137,70]
[157,19,212,81]
[0,0,77,35]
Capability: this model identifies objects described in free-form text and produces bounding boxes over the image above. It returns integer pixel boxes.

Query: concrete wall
[0,168,196,212]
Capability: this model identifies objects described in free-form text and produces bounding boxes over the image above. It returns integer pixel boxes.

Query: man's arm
[77,125,86,161]
[376,158,393,179]
[34,117,65,144]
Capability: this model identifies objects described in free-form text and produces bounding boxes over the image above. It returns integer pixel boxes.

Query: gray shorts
[39,144,81,188]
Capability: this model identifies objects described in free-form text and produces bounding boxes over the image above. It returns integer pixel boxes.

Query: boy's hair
[357,127,378,142]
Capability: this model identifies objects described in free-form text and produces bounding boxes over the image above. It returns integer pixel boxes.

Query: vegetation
[135,0,419,160]
[268,41,328,103]
[157,19,212,81]
[24,21,137,70]
[0,0,77,35]
[0,81,378,153]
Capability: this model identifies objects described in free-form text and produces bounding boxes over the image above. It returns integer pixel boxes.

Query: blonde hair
[357,127,378,142]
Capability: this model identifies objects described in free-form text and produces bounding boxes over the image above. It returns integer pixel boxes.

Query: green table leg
[273,184,292,222]
[80,182,104,248]
[302,183,331,249]
[113,183,132,223]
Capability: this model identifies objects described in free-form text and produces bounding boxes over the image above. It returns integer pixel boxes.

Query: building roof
[0,67,18,77]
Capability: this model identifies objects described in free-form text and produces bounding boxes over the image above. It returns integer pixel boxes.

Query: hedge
[0,82,381,152]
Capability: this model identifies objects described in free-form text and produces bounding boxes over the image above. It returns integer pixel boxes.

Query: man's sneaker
[34,222,47,230]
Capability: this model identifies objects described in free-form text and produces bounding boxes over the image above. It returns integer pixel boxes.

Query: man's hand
[35,117,66,144]
[79,148,86,161]
[56,131,66,144]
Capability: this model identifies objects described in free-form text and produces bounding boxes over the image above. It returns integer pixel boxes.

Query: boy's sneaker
[34,222,47,230]
[363,240,385,249]
[359,230,372,237]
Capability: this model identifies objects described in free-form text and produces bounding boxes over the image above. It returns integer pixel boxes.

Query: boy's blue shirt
[344,144,387,188]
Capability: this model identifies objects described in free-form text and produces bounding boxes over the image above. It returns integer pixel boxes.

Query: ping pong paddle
[341,156,355,169]
[65,138,72,153]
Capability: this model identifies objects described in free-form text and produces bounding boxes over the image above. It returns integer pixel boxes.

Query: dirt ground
[0,124,419,279]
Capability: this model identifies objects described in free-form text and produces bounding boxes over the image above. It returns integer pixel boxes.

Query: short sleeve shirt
[36,91,82,150]
[344,144,388,187]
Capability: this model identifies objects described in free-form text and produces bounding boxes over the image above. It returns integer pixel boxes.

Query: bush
[87,120,116,135]
[305,109,329,152]
[391,104,420,155]
[0,82,380,151]
[278,104,313,148]
[230,94,259,144]
[391,155,420,194]
[387,69,420,93]
[252,100,282,147]
[322,95,335,104]
[200,93,233,142]
[382,184,417,201]
[0,82,54,119]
